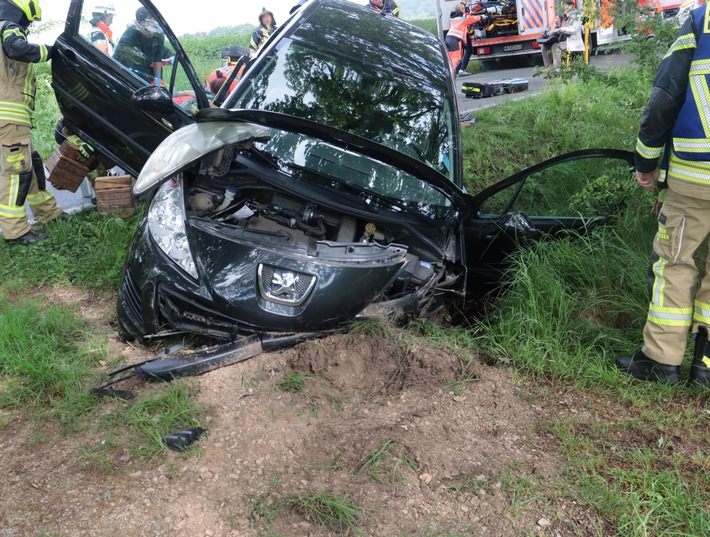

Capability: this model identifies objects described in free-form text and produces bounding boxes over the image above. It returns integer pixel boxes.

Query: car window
[76,0,203,112]
[228,38,455,181]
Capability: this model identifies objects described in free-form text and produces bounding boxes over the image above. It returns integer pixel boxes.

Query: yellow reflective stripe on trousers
[647,311,693,326]
[0,203,26,218]
[7,173,19,206]
[694,300,710,324]
[651,256,667,308]
[647,304,693,327]
[636,138,663,159]
[26,191,53,205]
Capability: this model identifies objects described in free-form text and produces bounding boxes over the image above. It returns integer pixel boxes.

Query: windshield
[227,38,455,180]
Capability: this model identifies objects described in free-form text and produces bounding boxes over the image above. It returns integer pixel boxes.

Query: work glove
[76,142,96,162]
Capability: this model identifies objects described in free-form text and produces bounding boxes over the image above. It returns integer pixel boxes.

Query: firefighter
[250,8,277,57]
[88,3,116,56]
[368,0,400,18]
[0,0,64,245]
[616,3,710,387]
[446,4,483,75]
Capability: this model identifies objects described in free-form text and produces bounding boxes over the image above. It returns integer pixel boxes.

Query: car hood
[135,109,469,213]
[134,121,271,196]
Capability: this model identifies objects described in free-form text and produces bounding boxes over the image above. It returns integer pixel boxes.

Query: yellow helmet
[10,0,42,22]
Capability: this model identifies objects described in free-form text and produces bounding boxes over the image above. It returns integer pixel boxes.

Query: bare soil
[0,288,594,537]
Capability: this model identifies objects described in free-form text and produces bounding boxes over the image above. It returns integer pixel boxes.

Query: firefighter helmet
[10,0,42,21]
[93,3,116,17]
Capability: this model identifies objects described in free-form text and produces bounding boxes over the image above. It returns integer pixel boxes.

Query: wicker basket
[95,175,135,217]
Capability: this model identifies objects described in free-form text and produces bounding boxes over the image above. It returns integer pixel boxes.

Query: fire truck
[435,0,657,63]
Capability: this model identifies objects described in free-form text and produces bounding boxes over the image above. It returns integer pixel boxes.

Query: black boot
[690,327,710,387]
[6,229,48,246]
[616,349,681,385]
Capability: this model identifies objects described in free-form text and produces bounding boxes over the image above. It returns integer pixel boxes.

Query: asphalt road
[458,52,633,113]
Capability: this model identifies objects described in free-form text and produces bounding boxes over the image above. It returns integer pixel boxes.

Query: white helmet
[93,3,116,17]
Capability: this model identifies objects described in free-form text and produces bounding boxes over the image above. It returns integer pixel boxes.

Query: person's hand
[636,169,659,190]
[550,28,559,34]
[76,143,96,162]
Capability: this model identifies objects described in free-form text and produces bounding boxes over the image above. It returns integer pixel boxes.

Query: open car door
[52,0,210,177]
[462,149,635,294]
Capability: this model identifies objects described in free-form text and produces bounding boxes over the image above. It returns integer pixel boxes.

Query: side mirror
[131,85,174,115]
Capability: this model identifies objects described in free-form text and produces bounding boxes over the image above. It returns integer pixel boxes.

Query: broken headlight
[148,180,198,279]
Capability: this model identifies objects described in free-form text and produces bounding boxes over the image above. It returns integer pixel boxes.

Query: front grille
[120,270,145,332]
[158,286,239,338]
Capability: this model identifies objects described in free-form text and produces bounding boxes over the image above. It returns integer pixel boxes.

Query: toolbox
[462,81,505,99]
[46,140,97,193]
[95,175,135,218]
[462,78,529,99]
[503,78,529,93]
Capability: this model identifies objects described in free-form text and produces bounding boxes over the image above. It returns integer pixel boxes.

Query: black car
[53,1,633,351]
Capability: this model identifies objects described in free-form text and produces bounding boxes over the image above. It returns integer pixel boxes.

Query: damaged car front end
[118,110,468,343]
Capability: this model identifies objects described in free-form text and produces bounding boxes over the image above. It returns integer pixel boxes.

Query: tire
[478,59,496,72]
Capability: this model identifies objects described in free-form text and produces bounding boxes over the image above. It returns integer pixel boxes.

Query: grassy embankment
[1,24,708,535]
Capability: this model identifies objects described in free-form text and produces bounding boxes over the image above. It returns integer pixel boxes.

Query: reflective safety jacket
[89,20,114,56]
[368,0,400,17]
[448,12,481,42]
[0,20,51,129]
[250,24,276,56]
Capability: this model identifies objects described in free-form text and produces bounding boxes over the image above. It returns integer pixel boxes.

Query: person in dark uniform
[114,6,173,85]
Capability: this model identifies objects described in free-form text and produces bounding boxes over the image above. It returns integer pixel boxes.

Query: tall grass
[478,208,657,386]
[463,69,650,192]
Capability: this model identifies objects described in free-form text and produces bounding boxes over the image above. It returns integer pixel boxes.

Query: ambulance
[436,0,654,63]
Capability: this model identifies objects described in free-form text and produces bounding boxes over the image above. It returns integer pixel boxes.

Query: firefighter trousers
[0,124,62,240]
[642,187,710,365]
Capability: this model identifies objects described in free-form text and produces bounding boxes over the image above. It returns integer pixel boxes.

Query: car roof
[290,0,451,93]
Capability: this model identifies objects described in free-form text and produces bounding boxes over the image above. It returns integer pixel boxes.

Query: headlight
[148,180,198,279]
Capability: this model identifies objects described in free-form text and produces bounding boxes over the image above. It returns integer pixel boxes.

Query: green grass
[0,298,101,428]
[277,371,307,394]
[463,68,649,192]
[283,490,362,534]
[357,440,418,486]
[250,489,362,535]
[0,208,140,291]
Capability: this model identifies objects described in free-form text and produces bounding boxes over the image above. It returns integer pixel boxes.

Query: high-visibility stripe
[0,203,26,218]
[663,33,697,59]
[648,311,693,326]
[669,162,710,185]
[636,138,663,159]
[26,191,53,205]
[694,300,710,324]
[8,173,18,206]
[652,256,667,308]
[690,75,710,137]
[39,44,47,63]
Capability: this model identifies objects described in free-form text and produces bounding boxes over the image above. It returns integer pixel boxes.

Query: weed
[357,440,418,486]
[277,372,307,394]
[284,490,362,534]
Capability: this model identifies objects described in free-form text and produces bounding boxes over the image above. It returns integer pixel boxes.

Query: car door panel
[462,149,635,293]
[52,0,207,176]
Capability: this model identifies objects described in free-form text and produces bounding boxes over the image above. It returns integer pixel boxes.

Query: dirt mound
[285,330,461,396]
[1,317,569,537]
